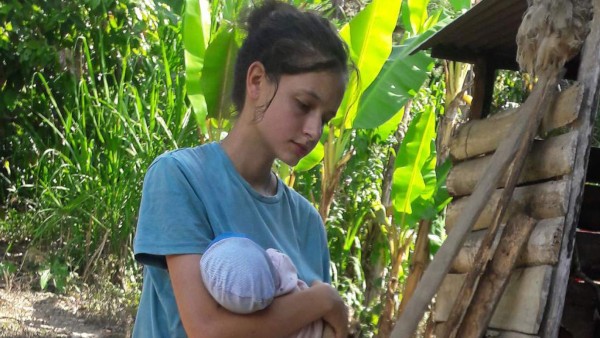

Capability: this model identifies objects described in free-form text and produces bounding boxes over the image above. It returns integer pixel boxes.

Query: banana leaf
[391,104,436,219]
[183,0,211,128]
[333,0,401,129]
[200,25,239,121]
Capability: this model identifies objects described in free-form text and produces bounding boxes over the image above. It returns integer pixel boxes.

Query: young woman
[132,1,351,337]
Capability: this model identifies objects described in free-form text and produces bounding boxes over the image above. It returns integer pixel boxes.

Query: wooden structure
[394,0,600,337]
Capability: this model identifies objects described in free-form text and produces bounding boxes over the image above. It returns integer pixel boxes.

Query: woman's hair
[232,0,351,113]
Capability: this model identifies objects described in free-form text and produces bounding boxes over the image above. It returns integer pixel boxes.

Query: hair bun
[246,1,295,33]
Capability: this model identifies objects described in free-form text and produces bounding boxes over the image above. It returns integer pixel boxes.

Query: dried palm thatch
[517,0,592,78]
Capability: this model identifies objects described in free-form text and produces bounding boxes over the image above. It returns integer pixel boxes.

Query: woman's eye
[296,100,310,112]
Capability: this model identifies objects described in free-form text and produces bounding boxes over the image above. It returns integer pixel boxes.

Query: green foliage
[182,0,210,130]
[392,105,437,222]
[354,36,434,129]
[182,0,251,139]
[2,1,196,285]
[1,0,181,204]
[201,26,239,121]
[491,69,529,113]
[448,0,471,11]
[0,261,17,289]
[0,1,488,335]
[334,0,401,129]
[325,131,389,335]
[38,258,72,293]
[392,76,451,227]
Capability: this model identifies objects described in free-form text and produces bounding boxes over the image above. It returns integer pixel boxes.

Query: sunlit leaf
[200,25,239,120]
[449,0,471,11]
[372,106,405,141]
[39,269,51,290]
[295,142,325,172]
[391,105,436,216]
[406,0,429,34]
[183,0,211,127]
[333,0,401,129]
[354,40,433,129]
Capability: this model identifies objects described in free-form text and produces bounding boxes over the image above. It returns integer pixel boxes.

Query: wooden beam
[451,217,564,273]
[450,83,583,162]
[542,1,600,336]
[446,180,569,232]
[447,131,578,196]
[435,265,553,334]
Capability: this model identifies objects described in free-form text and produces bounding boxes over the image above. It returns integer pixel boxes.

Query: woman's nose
[303,114,322,140]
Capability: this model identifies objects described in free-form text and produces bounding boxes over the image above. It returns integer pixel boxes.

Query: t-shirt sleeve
[133,154,213,269]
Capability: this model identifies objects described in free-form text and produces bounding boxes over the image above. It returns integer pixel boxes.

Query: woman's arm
[167,254,349,338]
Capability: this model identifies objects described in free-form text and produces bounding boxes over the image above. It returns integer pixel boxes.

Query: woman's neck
[220,129,277,196]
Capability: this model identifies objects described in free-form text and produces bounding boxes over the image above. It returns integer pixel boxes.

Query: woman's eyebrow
[298,89,322,102]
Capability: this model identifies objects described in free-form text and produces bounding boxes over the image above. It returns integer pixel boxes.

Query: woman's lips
[292,141,309,157]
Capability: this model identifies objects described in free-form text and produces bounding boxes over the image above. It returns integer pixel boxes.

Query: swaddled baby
[200,233,334,338]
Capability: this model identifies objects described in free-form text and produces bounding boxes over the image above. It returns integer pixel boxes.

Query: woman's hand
[311,281,349,338]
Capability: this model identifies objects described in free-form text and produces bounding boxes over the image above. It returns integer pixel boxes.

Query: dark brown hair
[231,1,350,113]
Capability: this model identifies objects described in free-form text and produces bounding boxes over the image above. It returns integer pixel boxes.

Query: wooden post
[542,1,600,336]
[470,58,495,120]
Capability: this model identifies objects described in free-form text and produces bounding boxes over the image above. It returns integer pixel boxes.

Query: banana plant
[378,103,439,337]
[380,1,474,335]
[183,0,248,141]
[314,0,402,220]
[373,1,458,336]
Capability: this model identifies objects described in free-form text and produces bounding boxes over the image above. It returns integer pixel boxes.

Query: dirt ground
[0,236,134,337]
[0,289,130,338]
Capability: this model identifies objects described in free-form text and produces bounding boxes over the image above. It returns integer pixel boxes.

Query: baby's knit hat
[200,233,280,314]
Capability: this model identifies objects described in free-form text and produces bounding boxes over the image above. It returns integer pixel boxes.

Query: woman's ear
[246,61,267,101]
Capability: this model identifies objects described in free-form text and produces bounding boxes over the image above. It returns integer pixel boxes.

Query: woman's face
[256,70,346,166]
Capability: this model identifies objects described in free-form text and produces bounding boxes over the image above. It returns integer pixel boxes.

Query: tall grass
[4,24,199,287]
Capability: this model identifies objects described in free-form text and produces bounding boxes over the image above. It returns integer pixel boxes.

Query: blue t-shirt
[132,142,330,337]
